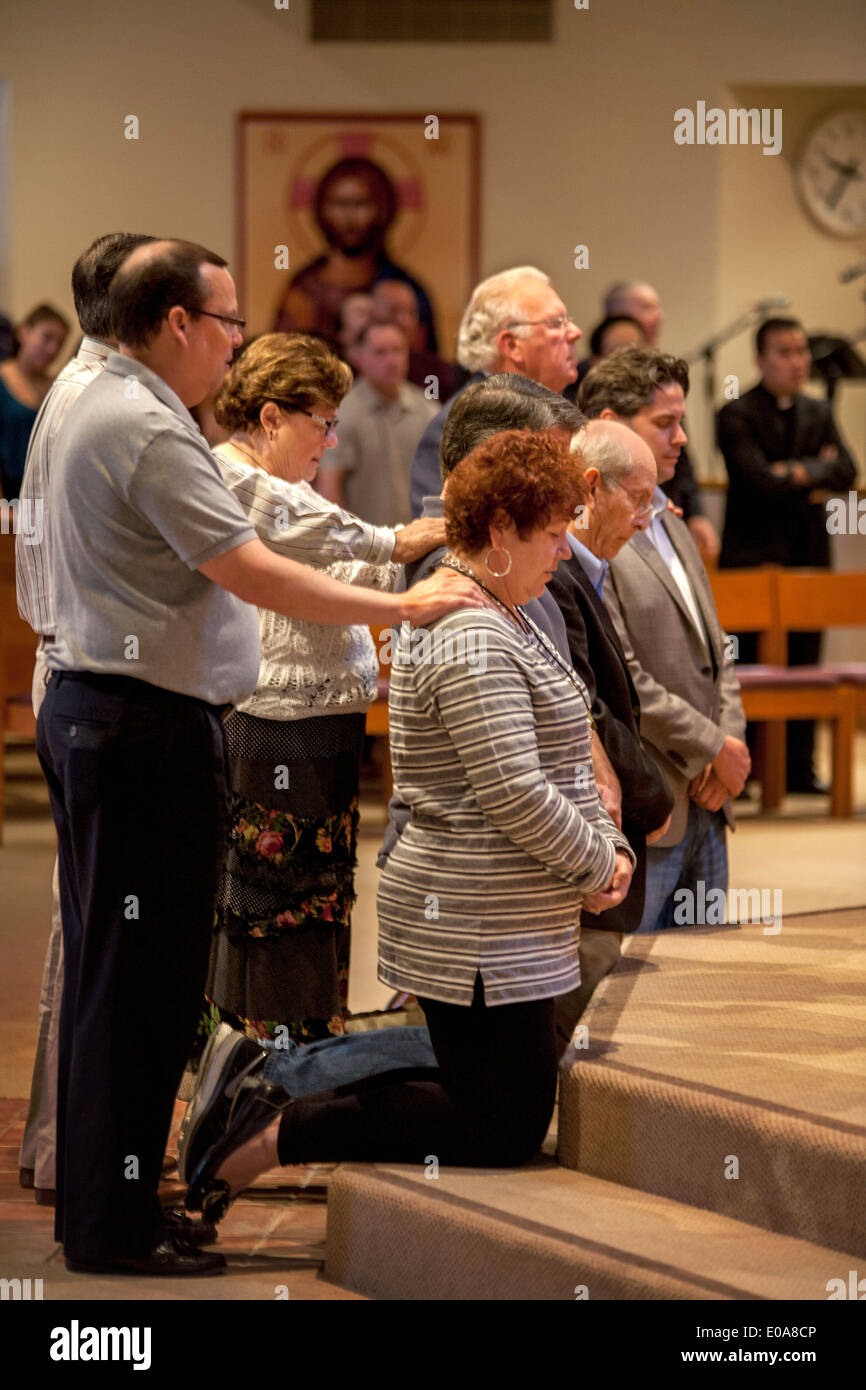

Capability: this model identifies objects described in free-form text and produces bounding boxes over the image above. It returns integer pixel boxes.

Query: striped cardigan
[377,607,633,1006]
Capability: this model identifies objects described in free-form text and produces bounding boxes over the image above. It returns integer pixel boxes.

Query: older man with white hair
[409,265,581,514]
[547,421,674,1048]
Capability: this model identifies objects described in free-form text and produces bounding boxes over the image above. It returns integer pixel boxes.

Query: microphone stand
[685,306,769,473]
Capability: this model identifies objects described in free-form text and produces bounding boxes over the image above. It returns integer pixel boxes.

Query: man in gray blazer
[578,346,749,932]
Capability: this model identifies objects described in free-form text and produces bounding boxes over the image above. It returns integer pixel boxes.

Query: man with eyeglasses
[578,346,748,934]
[409,265,582,516]
[15,231,156,1212]
[36,239,479,1279]
[318,315,437,526]
[547,420,674,1047]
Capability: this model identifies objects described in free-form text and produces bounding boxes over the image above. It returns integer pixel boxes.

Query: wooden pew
[773,570,866,816]
[710,567,865,817]
[706,566,784,664]
[710,566,787,810]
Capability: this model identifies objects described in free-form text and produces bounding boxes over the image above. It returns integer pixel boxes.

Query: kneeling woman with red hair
[187,430,634,1220]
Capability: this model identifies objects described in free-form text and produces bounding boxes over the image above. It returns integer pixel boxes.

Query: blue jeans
[263,1025,437,1097]
[636,804,728,933]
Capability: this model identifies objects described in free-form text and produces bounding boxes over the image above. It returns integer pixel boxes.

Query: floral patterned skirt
[204,709,364,1045]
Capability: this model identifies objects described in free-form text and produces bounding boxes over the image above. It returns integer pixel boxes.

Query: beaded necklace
[441,553,592,714]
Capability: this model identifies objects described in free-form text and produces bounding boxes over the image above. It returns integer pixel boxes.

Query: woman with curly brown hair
[186,429,635,1220]
[201,331,445,1050]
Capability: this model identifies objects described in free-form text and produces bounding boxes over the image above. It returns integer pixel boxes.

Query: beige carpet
[558,906,866,1256]
[325,1156,855,1301]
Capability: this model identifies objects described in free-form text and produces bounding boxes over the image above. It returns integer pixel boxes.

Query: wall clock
[794,108,866,238]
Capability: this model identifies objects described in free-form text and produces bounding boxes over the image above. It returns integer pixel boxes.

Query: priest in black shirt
[717,316,857,793]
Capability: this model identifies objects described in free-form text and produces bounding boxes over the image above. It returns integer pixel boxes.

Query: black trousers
[277,973,557,1169]
[36,672,229,1260]
[736,630,822,784]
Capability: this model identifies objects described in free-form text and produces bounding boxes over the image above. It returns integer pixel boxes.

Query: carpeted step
[557,907,866,1258]
[324,1157,853,1301]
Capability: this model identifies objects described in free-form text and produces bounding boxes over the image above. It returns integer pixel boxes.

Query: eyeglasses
[300,409,339,437]
[506,315,575,334]
[607,476,655,518]
[196,309,247,332]
[269,405,339,437]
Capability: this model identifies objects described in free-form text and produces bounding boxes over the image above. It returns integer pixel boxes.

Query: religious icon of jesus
[272,156,438,351]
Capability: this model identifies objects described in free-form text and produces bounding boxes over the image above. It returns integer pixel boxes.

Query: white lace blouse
[213,442,398,721]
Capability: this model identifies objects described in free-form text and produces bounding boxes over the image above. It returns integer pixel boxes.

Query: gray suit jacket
[605,512,746,848]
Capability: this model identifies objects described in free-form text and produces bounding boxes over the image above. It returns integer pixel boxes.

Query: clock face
[795,108,866,238]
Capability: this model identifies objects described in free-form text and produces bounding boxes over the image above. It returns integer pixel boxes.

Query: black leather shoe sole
[177,1025,265,1183]
[66,1236,226,1277]
[186,1078,294,1223]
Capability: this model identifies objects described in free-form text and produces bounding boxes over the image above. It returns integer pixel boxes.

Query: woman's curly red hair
[444,429,586,553]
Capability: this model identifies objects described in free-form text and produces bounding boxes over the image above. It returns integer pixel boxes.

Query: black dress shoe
[19,1167,35,1190]
[186,1077,294,1224]
[35,1187,56,1207]
[66,1234,226,1277]
[161,1206,218,1245]
[177,1023,265,1183]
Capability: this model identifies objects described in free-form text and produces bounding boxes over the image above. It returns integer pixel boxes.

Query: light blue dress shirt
[566,530,608,600]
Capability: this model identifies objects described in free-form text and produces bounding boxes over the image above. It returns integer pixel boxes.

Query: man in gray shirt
[16,231,154,1207]
[317,318,436,526]
[38,238,478,1278]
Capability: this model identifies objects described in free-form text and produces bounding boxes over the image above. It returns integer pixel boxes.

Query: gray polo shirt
[46,354,261,706]
[318,377,437,527]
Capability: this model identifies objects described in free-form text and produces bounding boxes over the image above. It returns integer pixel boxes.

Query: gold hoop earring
[484,546,512,578]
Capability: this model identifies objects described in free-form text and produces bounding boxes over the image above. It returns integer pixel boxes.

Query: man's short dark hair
[756,316,804,356]
[589,314,645,358]
[72,233,156,339]
[578,345,689,419]
[353,315,407,350]
[440,374,585,479]
[108,239,228,348]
